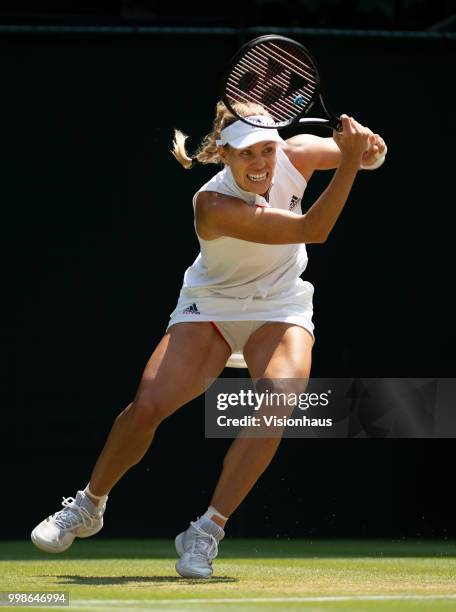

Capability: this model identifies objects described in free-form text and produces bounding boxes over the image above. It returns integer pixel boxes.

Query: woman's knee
[253,377,309,421]
[128,392,171,431]
[255,376,309,398]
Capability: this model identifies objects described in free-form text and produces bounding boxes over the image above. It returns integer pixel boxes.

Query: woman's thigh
[133,322,231,419]
[243,323,313,380]
[242,324,313,432]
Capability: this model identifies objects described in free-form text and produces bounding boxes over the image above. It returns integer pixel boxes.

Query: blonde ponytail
[171,129,193,169]
[171,100,272,169]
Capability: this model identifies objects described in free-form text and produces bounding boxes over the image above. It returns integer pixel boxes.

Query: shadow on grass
[54,575,237,585]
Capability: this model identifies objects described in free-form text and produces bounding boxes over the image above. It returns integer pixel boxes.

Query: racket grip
[332,118,343,132]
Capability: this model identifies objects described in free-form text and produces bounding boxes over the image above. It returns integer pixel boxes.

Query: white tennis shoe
[31,491,106,553]
[175,521,224,579]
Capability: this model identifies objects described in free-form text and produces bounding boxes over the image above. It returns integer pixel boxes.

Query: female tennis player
[31,101,386,578]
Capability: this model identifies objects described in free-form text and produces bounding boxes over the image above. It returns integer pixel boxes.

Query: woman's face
[221,141,278,195]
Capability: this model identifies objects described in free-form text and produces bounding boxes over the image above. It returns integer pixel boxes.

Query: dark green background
[1,30,455,539]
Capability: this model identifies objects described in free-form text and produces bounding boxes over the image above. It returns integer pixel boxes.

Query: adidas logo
[289,194,301,210]
[182,303,200,315]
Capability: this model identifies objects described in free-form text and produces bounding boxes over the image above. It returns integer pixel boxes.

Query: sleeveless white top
[183,148,308,299]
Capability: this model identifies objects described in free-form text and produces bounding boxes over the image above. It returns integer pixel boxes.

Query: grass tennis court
[1,539,455,611]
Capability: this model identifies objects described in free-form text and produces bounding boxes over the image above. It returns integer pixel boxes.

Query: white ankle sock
[203,506,228,522]
[195,516,225,540]
[84,484,108,506]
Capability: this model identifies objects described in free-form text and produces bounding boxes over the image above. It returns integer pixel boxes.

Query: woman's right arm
[196,116,370,245]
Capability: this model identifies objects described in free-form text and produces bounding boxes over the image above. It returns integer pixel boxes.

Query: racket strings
[228,60,306,123]
[225,88,291,125]
[226,82,291,124]
[265,42,318,83]
[226,41,319,127]
[238,52,314,108]
[252,44,318,109]
[228,66,295,122]
[229,55,294,117]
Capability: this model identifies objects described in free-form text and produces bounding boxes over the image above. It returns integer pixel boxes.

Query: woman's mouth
[247,172,267,183]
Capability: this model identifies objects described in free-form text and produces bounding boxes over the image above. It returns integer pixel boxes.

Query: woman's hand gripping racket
[222,34,341,131]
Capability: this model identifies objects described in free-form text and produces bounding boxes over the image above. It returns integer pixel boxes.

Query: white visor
[216,115,286,149]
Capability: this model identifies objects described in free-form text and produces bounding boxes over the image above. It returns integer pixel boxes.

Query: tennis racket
[222,34,341,131]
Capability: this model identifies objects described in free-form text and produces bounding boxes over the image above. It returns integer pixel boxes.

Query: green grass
[1,539,455,611]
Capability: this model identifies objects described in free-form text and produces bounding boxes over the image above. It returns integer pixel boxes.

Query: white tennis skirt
[166,279,315,369]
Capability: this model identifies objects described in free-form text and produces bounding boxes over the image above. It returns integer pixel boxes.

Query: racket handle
[298,117,342,131]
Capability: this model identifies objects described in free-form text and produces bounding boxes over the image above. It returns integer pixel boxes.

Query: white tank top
[182,148,308,299]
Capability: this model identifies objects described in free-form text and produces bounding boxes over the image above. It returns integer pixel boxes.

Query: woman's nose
[250,156,266,169]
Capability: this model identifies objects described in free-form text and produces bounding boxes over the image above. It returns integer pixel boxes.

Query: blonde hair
[172,101,271,169]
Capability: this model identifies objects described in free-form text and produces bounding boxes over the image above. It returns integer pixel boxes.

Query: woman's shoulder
[195,190,245,208]
[194,190,248,241]
[282,134,340,179]
[282,134,325,165]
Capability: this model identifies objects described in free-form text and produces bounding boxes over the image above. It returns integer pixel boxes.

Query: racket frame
[222,34,341,131]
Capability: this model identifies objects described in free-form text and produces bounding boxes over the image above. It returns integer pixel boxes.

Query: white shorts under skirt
[166,280,315,369]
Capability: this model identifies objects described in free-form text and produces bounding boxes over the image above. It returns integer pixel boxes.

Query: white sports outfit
[167,147,314,368]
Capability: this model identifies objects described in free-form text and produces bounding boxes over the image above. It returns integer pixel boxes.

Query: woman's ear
[218,145,229,165]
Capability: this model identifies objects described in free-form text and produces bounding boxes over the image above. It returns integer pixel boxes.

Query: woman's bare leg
[209,323,313,525]
[88,322,231,499]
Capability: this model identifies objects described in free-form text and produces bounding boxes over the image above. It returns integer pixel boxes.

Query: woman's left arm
[285,130,387,181]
